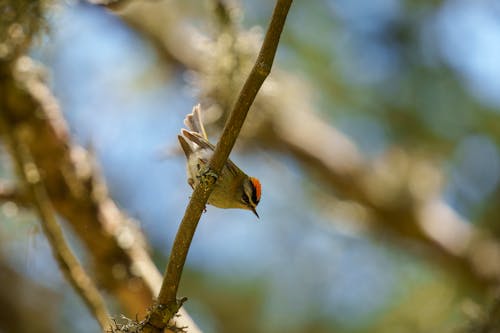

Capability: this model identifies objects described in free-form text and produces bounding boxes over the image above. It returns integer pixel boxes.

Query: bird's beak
[251,206,259,219]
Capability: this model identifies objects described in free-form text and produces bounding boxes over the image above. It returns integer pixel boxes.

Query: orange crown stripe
[250,177,261,202]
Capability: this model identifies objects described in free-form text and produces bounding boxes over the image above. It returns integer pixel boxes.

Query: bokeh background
[2,0,500,332]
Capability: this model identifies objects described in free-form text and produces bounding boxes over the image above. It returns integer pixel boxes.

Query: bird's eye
[241,193,249,204]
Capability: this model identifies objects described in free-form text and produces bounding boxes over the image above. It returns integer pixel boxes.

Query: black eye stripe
[242,193,249,204]
[250,186,259,204]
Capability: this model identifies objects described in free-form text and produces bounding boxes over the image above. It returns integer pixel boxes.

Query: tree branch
[0,117,111,331]
[144,0,292,330]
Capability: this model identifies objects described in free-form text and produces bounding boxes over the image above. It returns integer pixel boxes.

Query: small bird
[178,105,261,218]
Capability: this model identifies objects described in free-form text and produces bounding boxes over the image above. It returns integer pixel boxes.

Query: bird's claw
[199,167,218,186]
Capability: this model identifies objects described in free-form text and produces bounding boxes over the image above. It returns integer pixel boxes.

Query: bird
[178,104,261,218]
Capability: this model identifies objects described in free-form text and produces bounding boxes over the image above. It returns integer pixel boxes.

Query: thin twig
[0,117,111,332]
[143,0,292,330]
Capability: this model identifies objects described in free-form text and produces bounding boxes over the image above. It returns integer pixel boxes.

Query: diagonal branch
[144,0,293,330]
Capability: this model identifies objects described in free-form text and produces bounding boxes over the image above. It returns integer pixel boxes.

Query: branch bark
[143,0,293,330]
